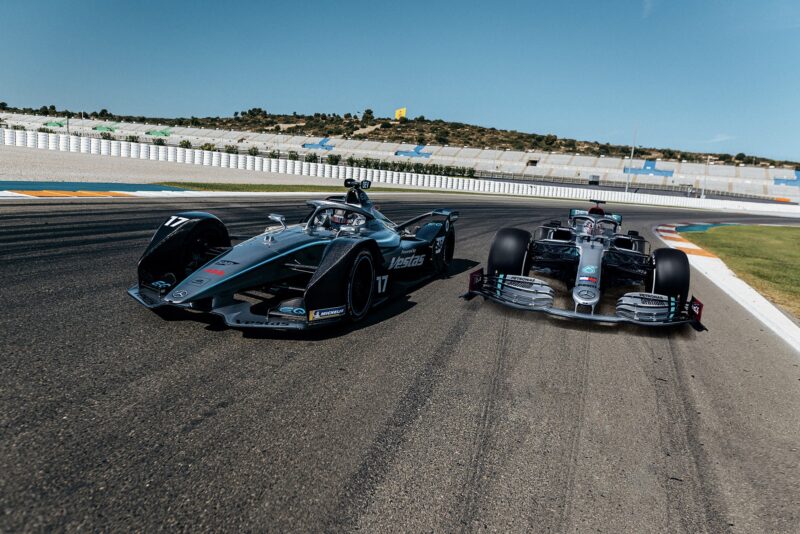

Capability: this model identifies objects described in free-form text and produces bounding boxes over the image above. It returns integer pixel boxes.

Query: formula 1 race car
[128,179,458,330]
[465,201,706,330]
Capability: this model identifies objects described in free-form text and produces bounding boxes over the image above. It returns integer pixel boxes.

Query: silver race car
[465,201,706,330]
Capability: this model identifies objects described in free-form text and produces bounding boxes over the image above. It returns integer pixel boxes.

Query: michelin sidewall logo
[309,305,346,322]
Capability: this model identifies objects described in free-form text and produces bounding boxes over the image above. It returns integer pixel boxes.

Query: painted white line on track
[654,224,800,354]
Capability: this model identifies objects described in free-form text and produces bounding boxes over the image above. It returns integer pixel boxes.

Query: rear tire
[434,228,456,274]
[647,248,690,304]
[346,249,375,322]
[487,228,531,276]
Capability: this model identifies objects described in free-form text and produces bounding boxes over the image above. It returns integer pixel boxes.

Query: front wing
[463,268,706,331]
[128,284,349,331]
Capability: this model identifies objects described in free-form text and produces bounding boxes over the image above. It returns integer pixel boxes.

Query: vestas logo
[389,254,425,269]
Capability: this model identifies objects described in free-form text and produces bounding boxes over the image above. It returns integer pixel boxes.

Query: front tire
[487,228,531,276]
[647,248,690,304]
[346,249,375,322]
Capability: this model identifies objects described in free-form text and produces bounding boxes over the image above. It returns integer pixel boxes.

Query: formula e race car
[128,179,458,330]
[465,201,706,330]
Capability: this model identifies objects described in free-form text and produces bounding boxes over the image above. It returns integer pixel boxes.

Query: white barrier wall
[1,128,798,216]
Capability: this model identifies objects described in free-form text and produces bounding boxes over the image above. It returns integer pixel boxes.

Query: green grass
[158,182,427,194]
[683,225,800,317]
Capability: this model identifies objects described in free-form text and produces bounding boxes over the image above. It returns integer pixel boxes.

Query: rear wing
[397,209,459,230]
[569,208,622,224]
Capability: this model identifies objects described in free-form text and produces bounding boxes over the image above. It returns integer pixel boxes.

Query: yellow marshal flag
[394,107,407,120]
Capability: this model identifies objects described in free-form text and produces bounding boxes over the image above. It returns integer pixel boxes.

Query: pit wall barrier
[1,129,798,216]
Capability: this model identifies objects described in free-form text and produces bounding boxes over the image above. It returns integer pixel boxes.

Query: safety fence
[2,128,798,216]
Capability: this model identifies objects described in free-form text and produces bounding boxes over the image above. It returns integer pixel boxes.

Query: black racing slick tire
[647,248,690,304]
[487,228,531,276]
[346,249,375,322]
[434,228,456,274]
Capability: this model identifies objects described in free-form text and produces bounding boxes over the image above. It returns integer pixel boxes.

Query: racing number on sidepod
[376,275,388,293]
[164,216,189,228]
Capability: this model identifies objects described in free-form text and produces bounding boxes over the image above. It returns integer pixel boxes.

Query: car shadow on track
[153,258,479,340]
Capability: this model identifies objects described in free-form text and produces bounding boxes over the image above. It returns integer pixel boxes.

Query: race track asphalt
[1,194,798,533]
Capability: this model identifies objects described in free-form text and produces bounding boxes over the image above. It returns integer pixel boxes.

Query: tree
[362,108,374,122]
[735,152,746,160]
[0,102,7,110]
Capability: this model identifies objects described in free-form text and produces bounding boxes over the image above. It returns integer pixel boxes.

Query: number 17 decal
[376,275,388,293]
[164,216,189,228]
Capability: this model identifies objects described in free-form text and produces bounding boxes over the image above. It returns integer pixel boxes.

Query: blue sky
[1,0,798,160]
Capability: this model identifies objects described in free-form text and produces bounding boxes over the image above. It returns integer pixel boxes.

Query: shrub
[11,125,26,130]
[100,132,114,140]
[199,143,217,151]
[126,135,139,143]
[287,151,299,160]
[37,127,54,133]
[153,137,166,146]
[247,146,259,156]
[326,154,341,165]
[179,140,192,149]
[224,144,238,154]
[346,156,356,167]
[304,153,319,163]
[268,149,280,159]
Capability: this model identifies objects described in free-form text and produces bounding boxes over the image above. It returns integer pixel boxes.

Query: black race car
[465,201,706,330]
[128,179,458,330]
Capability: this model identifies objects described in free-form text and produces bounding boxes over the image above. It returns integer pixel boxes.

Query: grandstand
[2,111,797,202]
